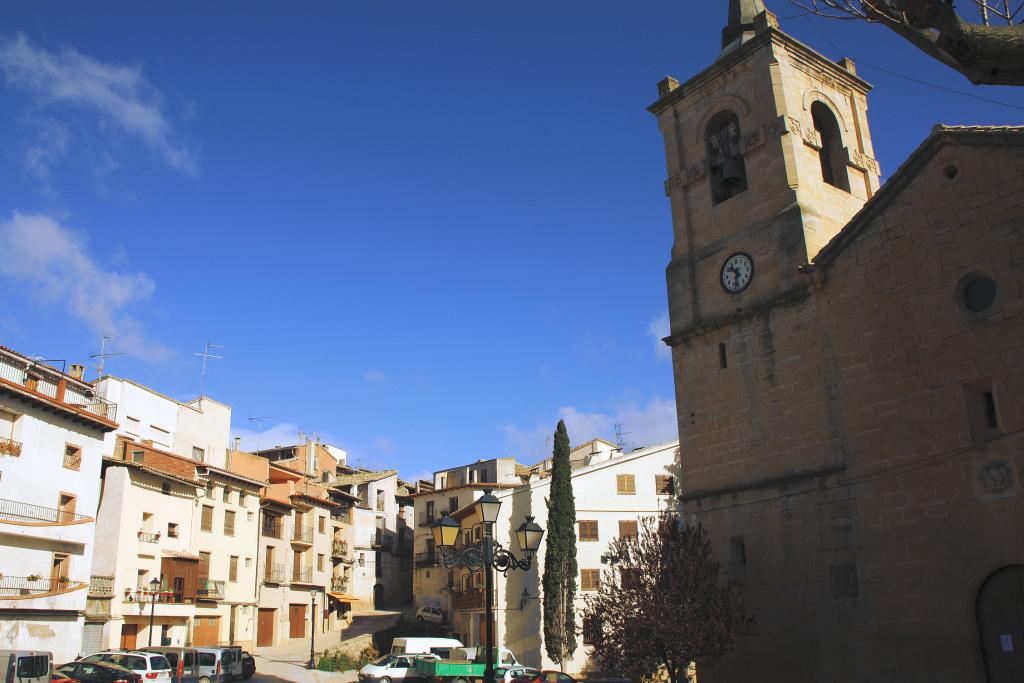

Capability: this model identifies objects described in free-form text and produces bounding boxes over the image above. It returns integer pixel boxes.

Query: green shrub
[317,645,378,672]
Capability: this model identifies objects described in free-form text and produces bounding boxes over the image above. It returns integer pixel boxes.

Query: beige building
[652,2,1024,681]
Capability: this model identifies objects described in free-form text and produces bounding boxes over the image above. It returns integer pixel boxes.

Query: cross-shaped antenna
[90,335,126,378]
[193,342,223,397]
[248,415,274,454]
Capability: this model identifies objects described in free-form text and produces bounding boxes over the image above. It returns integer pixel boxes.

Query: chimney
[68,364,85,381]
[233,437,241,451]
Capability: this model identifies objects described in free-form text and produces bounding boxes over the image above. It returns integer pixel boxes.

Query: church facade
[651,3,1024,681]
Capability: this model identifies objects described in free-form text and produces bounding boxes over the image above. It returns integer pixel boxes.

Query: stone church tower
[651,2,1024,682]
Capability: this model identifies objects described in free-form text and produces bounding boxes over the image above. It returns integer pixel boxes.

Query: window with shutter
[224,510,236,536]
[616,474,636,495]
[578,520,599,542]
[580,569,600,591]
[201,505,213,532]
[655,474,675,495]
[229,556,238,582]
[618,520,638,539]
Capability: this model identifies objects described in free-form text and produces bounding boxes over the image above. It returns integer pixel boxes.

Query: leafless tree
[789,1,1024,84]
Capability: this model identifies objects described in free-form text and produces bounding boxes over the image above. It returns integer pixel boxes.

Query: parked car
[359,653,438,682]
[239,652,255,680]
[82,651,172,682]
[194,647,228,683]
[0,650,52,683]
[51,670,79,683]
[513,672,577,683]
[415,606,443,624]
[55,661,143,683]
[496,667,538,683]
[217,647,243,681]
[139,647,201,683]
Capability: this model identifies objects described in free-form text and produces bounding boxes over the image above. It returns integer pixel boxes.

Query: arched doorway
[977,565,1024,681]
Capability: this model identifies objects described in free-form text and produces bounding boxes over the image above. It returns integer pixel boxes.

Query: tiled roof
[330,469,397,486]
[103,456,203,487]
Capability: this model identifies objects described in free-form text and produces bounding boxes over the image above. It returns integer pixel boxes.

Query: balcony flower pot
[26,574,41,582]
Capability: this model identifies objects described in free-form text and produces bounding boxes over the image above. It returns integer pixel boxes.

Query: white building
[413,440,680,674]
[0,347,118,663]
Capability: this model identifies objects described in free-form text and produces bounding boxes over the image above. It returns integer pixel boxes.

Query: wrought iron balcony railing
[196,579,225,600]
[261,520,282,539]
[292,526,313,544]
[0,575,85,598]
[263,563,289,584]
[418,512,436,527]
[291,567,313,583]
[63,451,82,470]
[137,530,160,543]
[415,552,437,568]
[0,437,22,457]
[0,497,91,525]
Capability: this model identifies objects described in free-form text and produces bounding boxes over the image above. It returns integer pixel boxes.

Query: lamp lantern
[475,489,502,525]
[149,577,161,593]
[515,516,544,554]
[431,514,461,549]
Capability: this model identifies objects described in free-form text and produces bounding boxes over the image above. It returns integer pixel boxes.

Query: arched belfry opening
[811,101,850,192]
[706,110,748,205]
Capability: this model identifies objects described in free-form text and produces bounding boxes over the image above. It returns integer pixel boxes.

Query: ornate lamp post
[308,588,318,669]
[147,577,161,646]
[431,489,544,683]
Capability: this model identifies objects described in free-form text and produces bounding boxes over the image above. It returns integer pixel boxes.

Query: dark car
[56,661,143,683]
[514,672,577,683]
[51,671,79,683]
[240,652,255,680]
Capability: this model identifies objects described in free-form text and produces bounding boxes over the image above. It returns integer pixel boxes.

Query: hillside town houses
[0,340,682,672]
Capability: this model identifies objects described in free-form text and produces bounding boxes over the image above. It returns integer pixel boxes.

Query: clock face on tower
[720,252,754,293]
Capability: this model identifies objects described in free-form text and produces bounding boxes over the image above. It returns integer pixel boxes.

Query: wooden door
[289,604,306,639]
[977,565,1024,682]
[257,609,275,647]
[192,615,220,646]
[120,623,138,650]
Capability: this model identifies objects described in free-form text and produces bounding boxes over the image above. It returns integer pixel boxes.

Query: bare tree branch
[788,0,1024,85]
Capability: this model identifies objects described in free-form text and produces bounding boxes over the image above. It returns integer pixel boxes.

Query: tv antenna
[248,415,274,454]
[90,335,125,378]
[614,423,632,450]
[193,342,223,397]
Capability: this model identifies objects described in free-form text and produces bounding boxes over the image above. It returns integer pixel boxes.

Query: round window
[959,273,997,313]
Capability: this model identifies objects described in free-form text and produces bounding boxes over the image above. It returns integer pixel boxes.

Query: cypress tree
[542,419,577,667]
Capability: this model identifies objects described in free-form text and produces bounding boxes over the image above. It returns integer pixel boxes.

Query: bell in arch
[719,155,747,193]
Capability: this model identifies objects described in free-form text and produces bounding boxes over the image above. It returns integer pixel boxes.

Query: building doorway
[120,624,138,650]
[373,584,383,609]
[289,604,306,639]
[192,616,220,646]
[977,565,1024,682]
[257,609,275,647]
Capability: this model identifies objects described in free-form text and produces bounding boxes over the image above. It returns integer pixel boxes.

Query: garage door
[257,609,275,647]
[289,604,306,639]
[193,616,221,646]
[82,623,104,655]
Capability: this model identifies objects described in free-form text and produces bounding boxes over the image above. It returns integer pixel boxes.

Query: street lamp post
[308,589,317,670]
[147,577,161,646]
[431,490,544,683]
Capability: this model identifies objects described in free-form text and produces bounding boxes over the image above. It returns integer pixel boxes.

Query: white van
[358,653,437,683]
[389,638,463,657]
[451,647,519,667]
[0,651,51,683]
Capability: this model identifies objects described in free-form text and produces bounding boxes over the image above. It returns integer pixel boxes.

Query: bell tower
[650,0,880,341]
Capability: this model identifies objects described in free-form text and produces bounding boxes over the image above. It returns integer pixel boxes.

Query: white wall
[174,398,231,468]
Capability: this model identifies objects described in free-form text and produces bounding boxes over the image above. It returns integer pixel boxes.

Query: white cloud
[0,33,198,177]
[362,371,387,384]
[23,118,70,196]
[0,212,173,362]
[370,437,395,454]
[648,311,672,361]
[501,395,678,463]
[231,421,303,453]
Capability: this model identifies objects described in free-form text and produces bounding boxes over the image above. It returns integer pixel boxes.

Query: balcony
[376,498,385,512]
[331,576,349,592]
[0,575,87,600]
[63,451,82,470]
[331,540,349,559]
[0,358,117,425]
[263,563,289,584]
[291,567,313,584]
[0,436,22,457]
[291,526,313,545]
[196,579,225,601]
[124,587,189,605]
[0,497,92,526]
[88,576,115,597]
[418,512,436,528]
[261,519,283,539]
[415,552,437,569]
[137,530,160,543]
[451,588,487,610]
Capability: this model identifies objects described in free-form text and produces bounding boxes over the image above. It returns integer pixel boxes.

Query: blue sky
[1,2,1021,480]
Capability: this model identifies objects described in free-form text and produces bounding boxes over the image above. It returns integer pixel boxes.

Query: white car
[415,606,444,623]
[359,653,437,683]
[83,650,173,682]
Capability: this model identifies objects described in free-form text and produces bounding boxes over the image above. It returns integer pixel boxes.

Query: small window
[811,101,850,192]
[224,510,236,536]
[655,475,675,496]
[616,474,636,495]
[201,505,214,532]
[957,272,997,313]
[238,491,246,506]
[583,615,602,645]
[192,446,205,462]
[131,450,145,463]
[578,520,599,542]
[205,482,215,499]
[168,522,179,538]
[448,496,459,514]
[965,380,1000,440]
[247,511,254,522]
[706,110,748,205]
[161,483,171,496]
[730,536,747,568]
[64,444,82,470]
[229,556,239,582]
[319,516,326,534]
[223,486,232,503]
[618,520,638,540]
[718,343,728,369]
[317,554,325,572]
[57,493,77,523]
[580,569,600,591]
